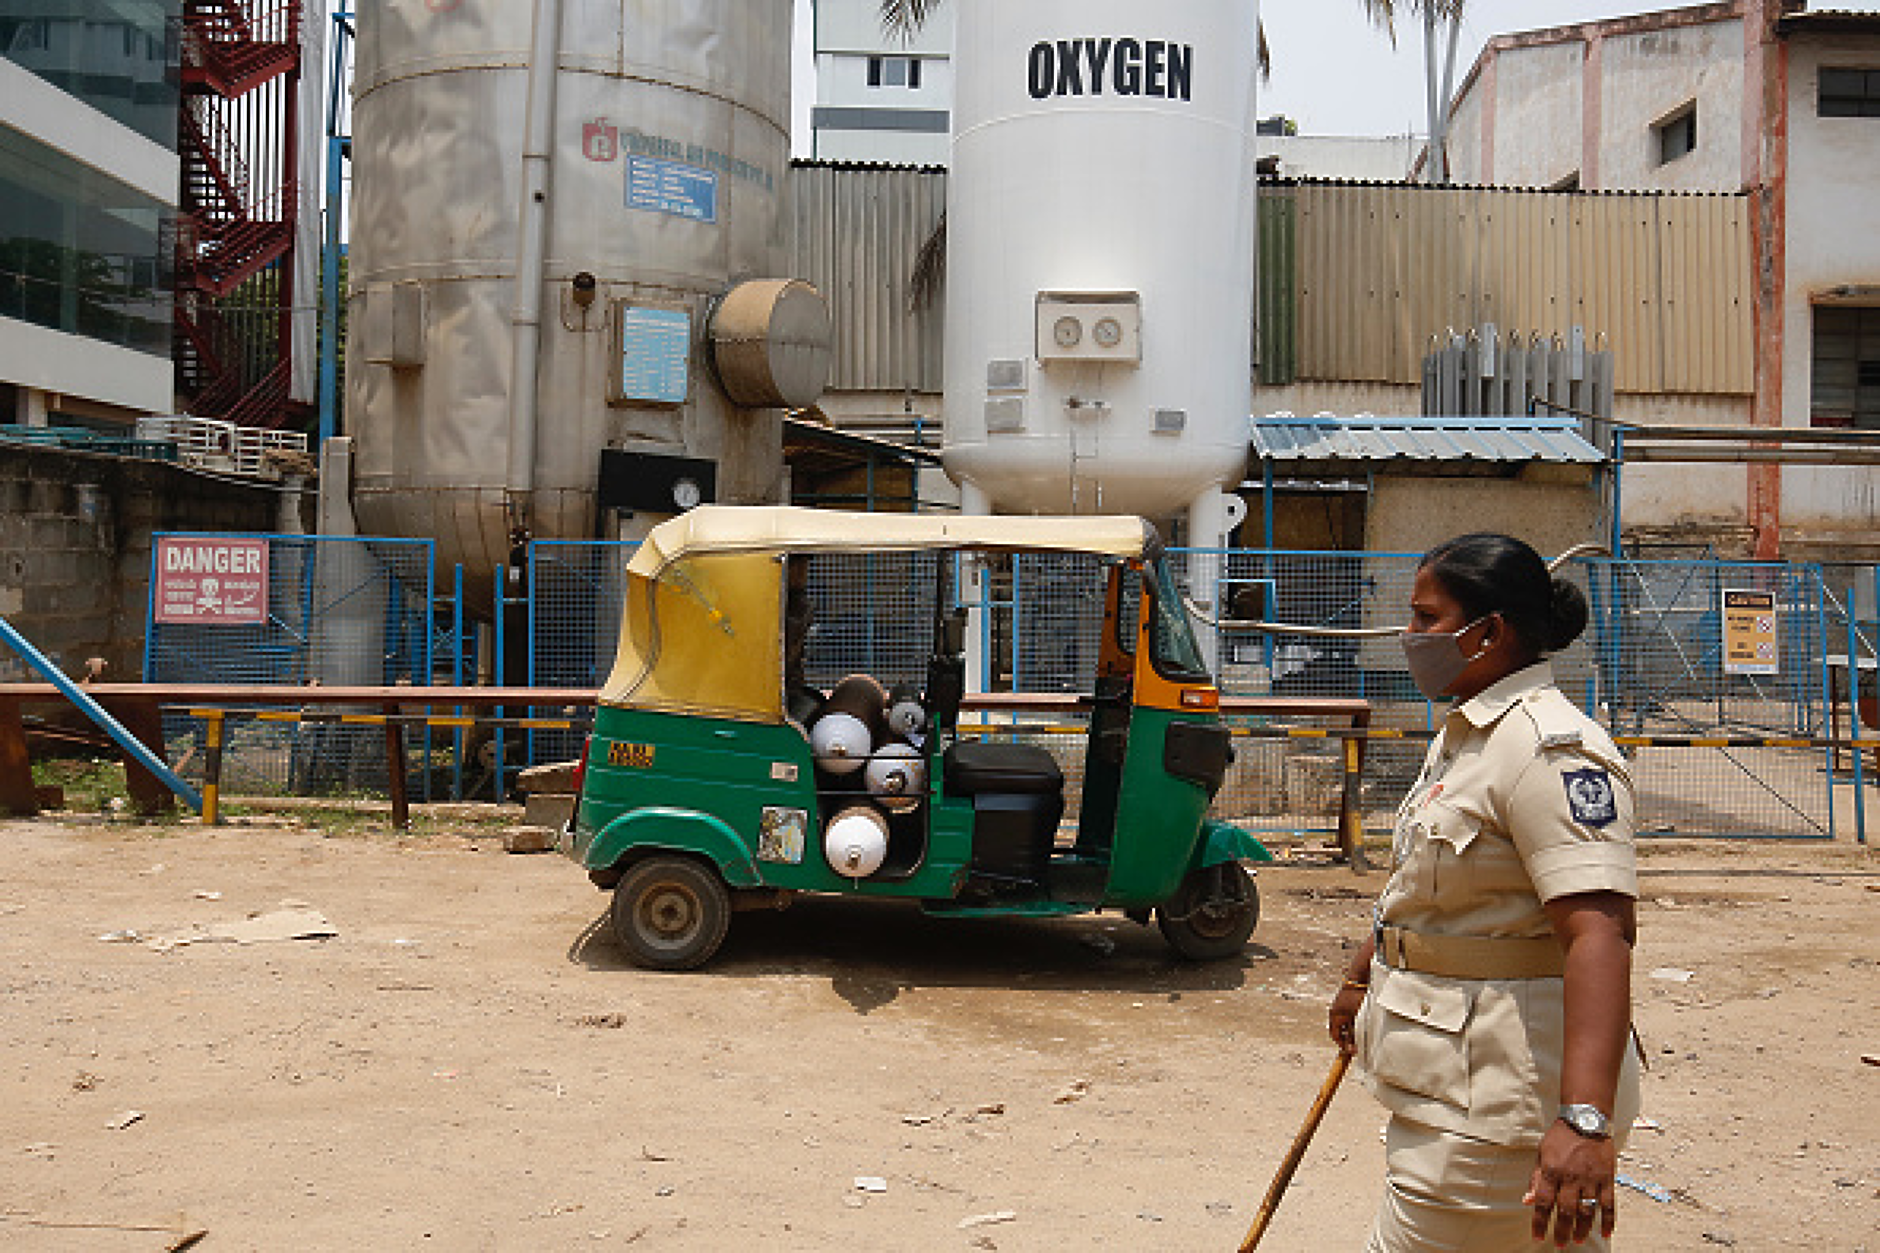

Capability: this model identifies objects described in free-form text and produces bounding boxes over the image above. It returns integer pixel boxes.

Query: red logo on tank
[583,120,619,163]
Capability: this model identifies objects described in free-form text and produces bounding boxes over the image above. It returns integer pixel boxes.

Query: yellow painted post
[201,711,225,825]
[1339,733,1369,873]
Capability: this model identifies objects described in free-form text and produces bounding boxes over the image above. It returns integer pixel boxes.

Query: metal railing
[124,533,1873,843]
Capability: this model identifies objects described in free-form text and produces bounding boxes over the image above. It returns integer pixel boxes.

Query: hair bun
[1547,577,1590,651]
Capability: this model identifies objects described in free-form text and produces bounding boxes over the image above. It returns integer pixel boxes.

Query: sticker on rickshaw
[758,807,809,864]
[608,742,656,769]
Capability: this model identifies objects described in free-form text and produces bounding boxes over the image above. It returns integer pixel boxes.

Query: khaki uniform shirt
[1355,662,1641,1147]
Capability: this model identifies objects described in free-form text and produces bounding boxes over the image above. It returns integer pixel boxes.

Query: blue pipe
[0,615,203,811]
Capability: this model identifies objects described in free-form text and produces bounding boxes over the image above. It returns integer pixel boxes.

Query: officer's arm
[1546,891,1635,1121]
[1528,891,1635,1243]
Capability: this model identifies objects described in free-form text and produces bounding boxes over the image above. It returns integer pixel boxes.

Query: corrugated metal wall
[1282,182,1753,396]
[789,163,946,395]
[790,167,1754,402]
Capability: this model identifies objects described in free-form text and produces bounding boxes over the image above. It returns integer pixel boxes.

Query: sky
[792,1,1880,146]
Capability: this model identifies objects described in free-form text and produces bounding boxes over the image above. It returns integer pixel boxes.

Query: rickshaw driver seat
[943,742,1067,888]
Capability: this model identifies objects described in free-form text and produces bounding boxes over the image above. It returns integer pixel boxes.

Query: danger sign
[155,537,269,626]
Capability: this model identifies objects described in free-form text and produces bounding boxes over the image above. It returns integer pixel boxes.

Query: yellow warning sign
[1722,589,1778,676]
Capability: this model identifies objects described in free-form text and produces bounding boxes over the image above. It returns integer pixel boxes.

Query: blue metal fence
[136,531,1870,842]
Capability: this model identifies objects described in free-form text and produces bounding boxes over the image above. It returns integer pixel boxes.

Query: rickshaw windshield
[1149,559,1211,682]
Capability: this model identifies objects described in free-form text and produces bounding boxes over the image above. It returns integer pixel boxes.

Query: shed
[1246,414,1609,558]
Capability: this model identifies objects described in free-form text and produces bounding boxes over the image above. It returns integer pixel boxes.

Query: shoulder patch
[1561,767,1618,828]
[1518,692,1586,750]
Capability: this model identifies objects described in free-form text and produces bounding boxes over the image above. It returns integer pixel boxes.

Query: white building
[1256,118,1425,182]
[0,5,179,427]
[1436,1,1880,559]
[809,0,955,166]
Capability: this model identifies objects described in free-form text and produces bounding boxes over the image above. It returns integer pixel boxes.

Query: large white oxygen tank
[942,1,1259,524]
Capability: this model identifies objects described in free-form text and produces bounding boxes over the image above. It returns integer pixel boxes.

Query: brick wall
[0,445,305,683]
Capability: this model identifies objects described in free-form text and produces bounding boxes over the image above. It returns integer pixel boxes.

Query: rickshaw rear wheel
[610,856,732,971]
[1156,863,1259,961]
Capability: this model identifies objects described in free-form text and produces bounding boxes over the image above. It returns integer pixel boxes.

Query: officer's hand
[1326,980,1365,1056]
[1522,1121,1617,1246]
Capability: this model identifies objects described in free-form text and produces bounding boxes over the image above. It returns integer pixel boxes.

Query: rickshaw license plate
[608,741,656,769]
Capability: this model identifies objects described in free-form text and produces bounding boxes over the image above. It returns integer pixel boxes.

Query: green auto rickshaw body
[565,506,1269,965]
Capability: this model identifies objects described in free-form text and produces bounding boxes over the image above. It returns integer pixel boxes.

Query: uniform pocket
[1361,969,1474,1110]
[1424,800,1483,909]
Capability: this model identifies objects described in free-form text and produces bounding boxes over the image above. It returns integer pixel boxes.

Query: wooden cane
[1238,1052,1352,1252]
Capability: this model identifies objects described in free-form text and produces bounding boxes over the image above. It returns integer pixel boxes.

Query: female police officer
[1327,534,1640,1250]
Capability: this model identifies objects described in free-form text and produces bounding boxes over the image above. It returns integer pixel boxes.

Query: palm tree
[1361,0,1469,183]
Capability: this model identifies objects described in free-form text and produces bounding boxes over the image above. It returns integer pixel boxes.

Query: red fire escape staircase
[175,0,304,430]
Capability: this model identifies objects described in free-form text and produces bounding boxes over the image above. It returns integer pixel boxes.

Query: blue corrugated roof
[1250,414,1604,466]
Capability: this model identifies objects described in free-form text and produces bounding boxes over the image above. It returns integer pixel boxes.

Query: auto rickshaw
[564,506,1272,969]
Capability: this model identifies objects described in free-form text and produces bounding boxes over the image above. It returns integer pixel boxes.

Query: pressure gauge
[672,477,702,510]
[1053,315,1083,349]
[1092,316,1124,349]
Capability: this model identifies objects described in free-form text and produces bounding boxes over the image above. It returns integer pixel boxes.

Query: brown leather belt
[1375,924,1565,980]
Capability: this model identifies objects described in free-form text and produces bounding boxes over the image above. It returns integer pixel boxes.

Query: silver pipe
[506,0,565,530]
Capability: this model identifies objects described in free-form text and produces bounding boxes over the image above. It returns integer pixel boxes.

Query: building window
[1654,105,1697,165]
[866,56,921,89]
[1811,306,1880,429]
[1820,67,1880,118]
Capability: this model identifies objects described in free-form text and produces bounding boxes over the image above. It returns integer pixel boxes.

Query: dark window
[0,6,181,148]
[1820,67,1880,117]
[865,55,916,89]
[1655,106,1697,165]
[0,127,173,357]
[1811,306,1880,429]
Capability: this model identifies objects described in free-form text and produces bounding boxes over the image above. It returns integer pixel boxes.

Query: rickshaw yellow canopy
[622,506,1158,579]
[602,507,1159,722]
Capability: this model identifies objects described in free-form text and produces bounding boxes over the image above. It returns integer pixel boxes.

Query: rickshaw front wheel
[610,855,732,971]
[1156,863,1259,961]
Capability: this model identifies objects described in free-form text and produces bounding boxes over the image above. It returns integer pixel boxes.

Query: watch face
[672,477,701,510]
[1052,315,1082,348]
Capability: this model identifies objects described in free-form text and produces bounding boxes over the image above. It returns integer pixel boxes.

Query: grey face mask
[1400,615,1491,701]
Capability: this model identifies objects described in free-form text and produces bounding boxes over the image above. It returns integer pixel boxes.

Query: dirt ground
[1,810,1875,1252]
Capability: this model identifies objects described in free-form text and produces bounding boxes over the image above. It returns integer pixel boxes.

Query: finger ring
[1578,1199,1599,1210]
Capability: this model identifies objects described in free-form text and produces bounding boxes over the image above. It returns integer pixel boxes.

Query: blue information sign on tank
[627,155,719,223]
[618,307,692,405]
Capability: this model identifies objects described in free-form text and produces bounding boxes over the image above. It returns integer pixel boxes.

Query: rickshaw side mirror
[926,652,964,731]
[940,606,967,658]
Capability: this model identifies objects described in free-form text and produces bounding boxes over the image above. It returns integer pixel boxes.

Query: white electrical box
[1035,292,1142,365]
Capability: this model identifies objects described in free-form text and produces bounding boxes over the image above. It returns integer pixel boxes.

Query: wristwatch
[1557,1104,1612,1139]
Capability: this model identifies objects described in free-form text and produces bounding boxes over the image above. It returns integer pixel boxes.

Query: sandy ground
[0,812,1876,1252]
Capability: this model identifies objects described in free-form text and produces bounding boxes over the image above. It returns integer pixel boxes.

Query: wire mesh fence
[132,531,1868,841]
[145,534,436,798]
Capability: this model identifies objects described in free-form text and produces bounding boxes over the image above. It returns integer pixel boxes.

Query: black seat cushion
[943,741,1064,797]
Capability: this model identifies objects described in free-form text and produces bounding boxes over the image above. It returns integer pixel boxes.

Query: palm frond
[879,0,941,43]
[909,212,946,312]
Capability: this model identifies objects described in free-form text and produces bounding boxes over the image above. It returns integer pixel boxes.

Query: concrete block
[518,760,579,794]
[525,793,576,830]
[503,825,557,854]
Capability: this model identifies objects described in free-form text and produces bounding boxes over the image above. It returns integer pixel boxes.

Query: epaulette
[1517,689,1585,750]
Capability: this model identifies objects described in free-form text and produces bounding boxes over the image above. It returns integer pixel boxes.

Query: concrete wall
[0,446,297,684]
[1778,33,1880,554]
[1487,41,1585,188]
[1597,20,1744,190]
[1364,473,1602,561]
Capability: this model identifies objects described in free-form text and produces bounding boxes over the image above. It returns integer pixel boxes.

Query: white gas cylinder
[824,805,890,878]
[809,712,872,775]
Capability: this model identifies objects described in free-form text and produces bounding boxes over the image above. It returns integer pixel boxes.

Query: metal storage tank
[346,0,828,590]
[942,0,1259,545]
